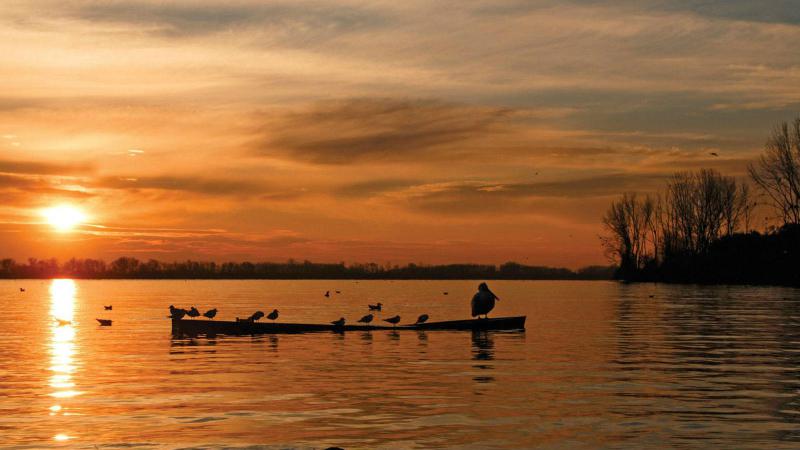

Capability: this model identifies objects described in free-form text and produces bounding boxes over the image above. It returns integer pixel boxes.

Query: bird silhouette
[368,302,382,311]
[187,307,201,319]
[250,311,265,322]
[104,305,112,310]
[203,308,217,320]
[267,309,279,322]
[415,314,429,325]
[168,305,187,319]
[357,314,374,324]
[335,290,341,294]
[19,288,25,292]
[331,317,345,327]
[443,291,448,295]
[96,318,112,326]
[710,152,719,156]
[471,282,500,319]
[324,290,330,298]
[384,315,401,326]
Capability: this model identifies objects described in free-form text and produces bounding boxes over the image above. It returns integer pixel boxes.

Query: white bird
[471,282,500,319]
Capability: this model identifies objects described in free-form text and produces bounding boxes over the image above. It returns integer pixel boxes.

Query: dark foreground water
[1,280,800,449]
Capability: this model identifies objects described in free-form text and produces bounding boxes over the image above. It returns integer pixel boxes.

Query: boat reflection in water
[49,279,80,443]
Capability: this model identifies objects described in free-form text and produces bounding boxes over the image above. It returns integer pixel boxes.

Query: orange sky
[1,1,799,268]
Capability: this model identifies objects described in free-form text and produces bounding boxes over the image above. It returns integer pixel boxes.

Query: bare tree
[601,193,655,274]
[748,118,800,225]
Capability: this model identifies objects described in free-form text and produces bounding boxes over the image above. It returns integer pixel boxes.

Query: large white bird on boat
[471,282,500,319]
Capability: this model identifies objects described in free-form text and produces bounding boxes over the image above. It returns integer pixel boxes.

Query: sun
[42,205,86,232]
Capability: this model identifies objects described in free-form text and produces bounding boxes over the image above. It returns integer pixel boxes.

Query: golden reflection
[48,279,79,441]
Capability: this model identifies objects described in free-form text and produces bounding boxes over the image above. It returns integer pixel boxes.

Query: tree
[601,193,655,276]
[749,117,800,225]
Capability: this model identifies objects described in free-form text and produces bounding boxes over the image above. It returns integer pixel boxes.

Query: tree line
[602,117,800,285]
[0,257,615,280]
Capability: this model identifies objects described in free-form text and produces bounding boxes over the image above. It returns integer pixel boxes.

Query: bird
[104,305,112,310]
[384,315,401,327]
[331,317,345,327]
[710,152,719,157]
[471,282,500,319]
[19,288,25,292]
[443,291,448,295]
[357,314,374,324]
[168,305,187,320]
[415,314,429,325]
[368,302,382,311]
[96,318,112,326]
[203,308,217,320]
[324,290,330,298]
[267,309,279,322]
[335,290,341,294]
[186,307,201,319]
[250,310,265,322]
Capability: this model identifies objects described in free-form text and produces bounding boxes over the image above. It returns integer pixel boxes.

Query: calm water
[1,280,800,449]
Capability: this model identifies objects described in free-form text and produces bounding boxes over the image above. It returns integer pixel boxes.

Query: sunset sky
[2,0,799,267]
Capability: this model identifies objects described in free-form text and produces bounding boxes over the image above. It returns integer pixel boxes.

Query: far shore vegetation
[602,117,800,286]
[0,258,615,281]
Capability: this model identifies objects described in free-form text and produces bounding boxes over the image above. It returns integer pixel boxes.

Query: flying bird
[357,314,374,324]
[267,309,279,322]
[104,305,112,310]
[96,318,112,326]
[383,315,401,326]
[471,282,500,319]
[203,308,217,320]
[368,302,382,311]
[250,311,265,322]
[415,314,429,325]
[331,317,346,327]
[324,290,330,298]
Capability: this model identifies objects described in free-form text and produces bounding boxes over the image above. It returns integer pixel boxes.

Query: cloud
[260,98,513,164]
[93,175,268,196]
[0,158,93,175]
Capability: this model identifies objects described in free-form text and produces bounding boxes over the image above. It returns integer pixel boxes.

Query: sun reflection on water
[48,279,79,440]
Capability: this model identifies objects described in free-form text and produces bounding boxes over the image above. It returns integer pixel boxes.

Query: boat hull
[171,316,525,336]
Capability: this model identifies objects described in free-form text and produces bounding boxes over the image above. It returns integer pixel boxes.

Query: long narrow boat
[172,316,525,336]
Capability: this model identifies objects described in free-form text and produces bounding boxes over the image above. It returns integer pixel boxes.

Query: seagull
[331,317,345,327]
[368,302,382,311]
[250,310,265,322]
[471,282,500,319]
[383,315,401,327]
[324,290,330,298]
[710,152,719,157]
[96,318,112,326]
[267,309,279,322]
[415,314,429,325]
[203,308,217,320]
[357,314,374,325]
[104,305,112,310]
[187,307,201,319]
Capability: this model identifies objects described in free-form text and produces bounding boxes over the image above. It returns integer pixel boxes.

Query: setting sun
[41,206,86,232]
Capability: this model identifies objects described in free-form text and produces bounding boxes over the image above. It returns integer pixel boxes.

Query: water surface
[1,280,800,449]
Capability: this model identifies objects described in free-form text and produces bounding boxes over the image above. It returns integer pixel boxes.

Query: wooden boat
[172,316,525,337]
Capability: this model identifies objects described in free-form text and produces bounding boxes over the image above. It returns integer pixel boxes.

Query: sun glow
[41,205,86,232]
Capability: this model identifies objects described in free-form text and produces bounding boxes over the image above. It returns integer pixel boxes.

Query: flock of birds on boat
[167,282,500,328]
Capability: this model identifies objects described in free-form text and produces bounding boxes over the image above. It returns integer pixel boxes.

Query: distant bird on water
[324,290,330,298]
[203,308,217,320]
[443,291,448,295]
[335,290,341,294]
[415,314,429,325]
[710,152,719,157]
[331,317,345,327]
[357,314,374,324]
[104,305,112,310]
[383,315,401,327]
[267,309,279,322]
[187,307,201,319]
[250,310,265,322]
[368,302,382,311]
[96,318,112,326]
[471,282,500,319]
[19,288,25,292]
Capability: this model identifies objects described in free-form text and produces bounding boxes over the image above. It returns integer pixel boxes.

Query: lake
[1,279,800,449]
